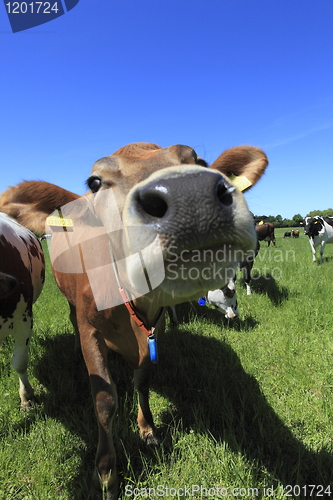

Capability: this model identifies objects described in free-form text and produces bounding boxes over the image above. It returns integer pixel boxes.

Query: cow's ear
[209,146,268,192]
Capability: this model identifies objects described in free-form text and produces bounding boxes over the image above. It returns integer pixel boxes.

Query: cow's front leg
[80,328,118,500]
[309,238,317,262]
[134,360,158,446]
[320,242,326,263]
[11,320,35,407]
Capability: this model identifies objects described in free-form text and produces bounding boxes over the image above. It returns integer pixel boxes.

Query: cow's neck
[129,293,165,333]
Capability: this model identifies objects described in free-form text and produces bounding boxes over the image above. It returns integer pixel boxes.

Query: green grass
[1,231,333,499]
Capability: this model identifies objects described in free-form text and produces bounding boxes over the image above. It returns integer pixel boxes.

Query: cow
[0,142,268,499]
[205,279,239,317]
[169,277,239,324]
[170,238,260,324]
[283,232,291,238]
[304,216,333,262]
[291,230,299,238]
[170,219,260,324]
[0,212,45,407]
[255,222,276,246]
[237,238,260,295]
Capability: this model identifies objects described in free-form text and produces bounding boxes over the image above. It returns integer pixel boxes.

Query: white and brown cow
[304,216,333,262]
[0,142,268,499]
[0,212,45,407]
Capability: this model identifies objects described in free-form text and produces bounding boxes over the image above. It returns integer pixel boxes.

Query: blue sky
[1,0,333,219]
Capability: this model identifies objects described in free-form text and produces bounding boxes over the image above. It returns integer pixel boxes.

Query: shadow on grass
[320,255,333,264]
[250,273,289,306]
[30,328,333,500]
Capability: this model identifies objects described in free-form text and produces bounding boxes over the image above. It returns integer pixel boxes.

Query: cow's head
[207,280,239,319]
[48,143,267,308]
[304,216,323,238]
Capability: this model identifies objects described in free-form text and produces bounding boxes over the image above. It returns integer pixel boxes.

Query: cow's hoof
[20,395,38,410]
[145,431,159,447]
[89,485,118,500]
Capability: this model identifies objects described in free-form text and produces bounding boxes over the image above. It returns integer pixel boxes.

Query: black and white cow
[200,218,260,315]
[169,240,260,323]
[0,213,45,406]
[283,232,291,238]
[194,244,258,318]
[168,278,239,324]
[304,216,333,262]
[204,279,239,318]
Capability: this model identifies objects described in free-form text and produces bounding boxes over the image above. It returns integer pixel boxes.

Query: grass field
[1,228,333,499]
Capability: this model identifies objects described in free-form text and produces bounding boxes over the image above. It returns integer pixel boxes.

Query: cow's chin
[126,243,247,307]
[157,255,239,306]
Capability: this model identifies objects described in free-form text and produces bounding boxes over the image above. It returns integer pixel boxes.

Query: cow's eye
[87,176,102,193]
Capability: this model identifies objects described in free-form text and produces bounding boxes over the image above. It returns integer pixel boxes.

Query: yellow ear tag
[46,216,74,228]
[229,174,252,192]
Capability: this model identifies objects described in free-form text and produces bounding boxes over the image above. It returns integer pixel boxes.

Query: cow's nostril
[137,190,168,218]
[216,180,235,207]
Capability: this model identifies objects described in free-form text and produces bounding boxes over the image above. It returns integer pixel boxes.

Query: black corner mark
[3,0,81,33]
[63,0,79,12]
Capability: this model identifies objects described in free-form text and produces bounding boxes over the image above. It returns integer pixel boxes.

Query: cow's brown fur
[113,141,161,157]
[0,181,79,234]
[255,222,276,247]
[210,145,267,189]
[0,142,268,499]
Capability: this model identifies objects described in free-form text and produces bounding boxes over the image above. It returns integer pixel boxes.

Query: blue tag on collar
[198,297,207,306]
[148,335,158,364]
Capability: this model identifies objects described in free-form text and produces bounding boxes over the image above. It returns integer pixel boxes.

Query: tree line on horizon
[254,209,333,228]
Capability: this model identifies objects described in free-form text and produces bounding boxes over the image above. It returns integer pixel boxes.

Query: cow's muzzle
[124,166,242,254]
[122,166,256,302]
[135,174,234,219]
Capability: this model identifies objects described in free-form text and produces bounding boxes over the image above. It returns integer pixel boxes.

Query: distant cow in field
[255,222,276,246]
[0,213,45,407]
[304,216,333,262]
[0,142,268,499]
[283,232,291,238]
[291,230,299,238]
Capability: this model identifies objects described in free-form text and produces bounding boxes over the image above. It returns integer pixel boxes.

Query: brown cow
[255,222,276,246]
[291,230,299,238]
[0,142,268,499]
